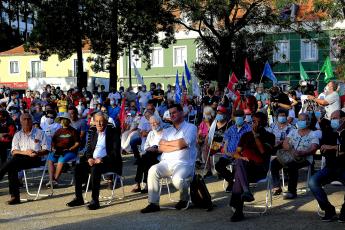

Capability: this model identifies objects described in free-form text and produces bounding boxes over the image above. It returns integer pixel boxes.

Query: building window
[330,38,340,61]
[173,46,187,66]
[10,61,19,74]
[273,40,290,63]
[301,39,318,61]
[131,51,141,68]
[151,48,164,67]
[31,61,41,78]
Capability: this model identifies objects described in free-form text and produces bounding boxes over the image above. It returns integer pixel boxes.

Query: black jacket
[85,125,122,175]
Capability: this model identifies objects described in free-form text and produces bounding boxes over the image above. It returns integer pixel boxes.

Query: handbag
[276,138,304,165]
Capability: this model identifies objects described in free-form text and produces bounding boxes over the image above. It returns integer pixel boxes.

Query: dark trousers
[0,154,42,197]
[0,143,11,164]
[135,151,160,184]
[130,136,142,159]
[215,157,233,183]
[74,157,113,202]
[230,159,268,211]
[271,158,309,194]
[308,166,345,211]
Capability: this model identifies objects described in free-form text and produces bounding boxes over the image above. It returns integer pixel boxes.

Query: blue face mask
[331,119,339,129]
[278,116,287,124]
[130,110,136,116]
[216,114,225,121]
[315,111,321,119]
[235,117,244,126]
[297,120,307,129]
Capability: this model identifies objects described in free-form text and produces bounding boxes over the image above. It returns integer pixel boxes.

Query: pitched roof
[0,42,91,56]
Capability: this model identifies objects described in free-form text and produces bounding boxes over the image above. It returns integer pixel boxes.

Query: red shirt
[22,97,32,109]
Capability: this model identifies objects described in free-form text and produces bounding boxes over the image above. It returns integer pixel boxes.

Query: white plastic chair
[243,158,273,215]
[84,171,125,205]
[22,158,53,200]
[281,163,312,193]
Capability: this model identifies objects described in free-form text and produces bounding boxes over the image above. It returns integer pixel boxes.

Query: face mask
[93,95,98,100]
[235,117,244,126]
[110,100,115,106]
[297,120,307,129]
[152,125,162,131]
[5,90,10,94]
[157,86,161,90]
[204,114,212,120]
[245,115,252,123]
[258,90,263,94]
[325,86,330,92]
[331,119,339,129]
[0,89,3,94]
[47,89,51,93]
[46,117,54,125]
[130,110,136,116]
[42,107,46,112]
[216,114,225,121]
[26,93,30,97]
[315,111,321,119]
[278,116,287,124]
[35,95,40,99]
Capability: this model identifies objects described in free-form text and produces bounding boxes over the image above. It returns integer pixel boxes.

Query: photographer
[269,86,291,117]
[309,110,345,222]
[308,81,340,120]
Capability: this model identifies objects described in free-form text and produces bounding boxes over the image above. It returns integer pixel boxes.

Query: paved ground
[0,155,344,230]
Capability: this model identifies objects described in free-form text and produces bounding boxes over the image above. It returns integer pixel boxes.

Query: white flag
[133,63,144,85]
[192,75,200,97]
[207,120,217,145]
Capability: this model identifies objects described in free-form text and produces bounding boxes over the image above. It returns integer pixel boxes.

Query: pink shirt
[198,121,210,138]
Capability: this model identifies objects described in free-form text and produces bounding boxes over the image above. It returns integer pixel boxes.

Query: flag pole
[259,73,264,84]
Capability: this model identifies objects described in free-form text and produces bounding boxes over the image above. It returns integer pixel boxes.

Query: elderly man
[141,104,197,213]
[0,113,50,204]
[66,112,122,210]
[308,81,340,120]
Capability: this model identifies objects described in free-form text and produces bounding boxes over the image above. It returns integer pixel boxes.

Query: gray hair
[20,113,33,122]
[203,106,215,117]
[149,114,162,124]
[93,111,108,121]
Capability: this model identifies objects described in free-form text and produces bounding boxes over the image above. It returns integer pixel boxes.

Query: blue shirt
[108,106,120,121]
[223,123,252,157]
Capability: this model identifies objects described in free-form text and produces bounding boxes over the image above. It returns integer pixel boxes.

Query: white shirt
[93,131,107,159]
[160,121,197,165]
[108,92,121,101]
[11,128,50,153]
[144,130,163,151]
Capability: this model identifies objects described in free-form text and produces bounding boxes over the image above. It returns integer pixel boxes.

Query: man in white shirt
[0,113,50,204]
[66,112,122,210]
[141,104,197,213]
[138,85,152,113]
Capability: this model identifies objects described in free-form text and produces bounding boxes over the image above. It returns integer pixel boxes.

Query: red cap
[217,106,227,114]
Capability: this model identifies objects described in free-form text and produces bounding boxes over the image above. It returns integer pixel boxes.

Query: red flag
[119,98,126,130]
[227,72,238,91]
[244,58,252,82]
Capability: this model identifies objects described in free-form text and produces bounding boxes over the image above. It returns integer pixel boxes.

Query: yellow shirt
[57,99,68,113]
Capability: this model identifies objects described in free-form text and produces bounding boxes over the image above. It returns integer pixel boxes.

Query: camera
[235,79,250,96]
[300,79,317,96]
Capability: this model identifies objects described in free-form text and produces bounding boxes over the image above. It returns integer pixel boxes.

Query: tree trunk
[217,50,232,89]
[23,0,28,41]
[73,0,84,89]
[109,0,119,89]
[16,2,20,37]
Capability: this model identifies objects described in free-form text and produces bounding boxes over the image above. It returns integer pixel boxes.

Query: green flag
[320,56,335,83]
[300,62,309,81]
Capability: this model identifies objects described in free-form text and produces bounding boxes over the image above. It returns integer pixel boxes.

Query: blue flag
[135,97,140,113]
[181,72,187,89]
[184,61,191,83]
[262,61,277,84]
[175,70,181,104]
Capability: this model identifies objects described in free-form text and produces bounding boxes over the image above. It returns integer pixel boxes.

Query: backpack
[190,174,213,211]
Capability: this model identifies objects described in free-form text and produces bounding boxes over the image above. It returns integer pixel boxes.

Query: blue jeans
[308,166,345,211]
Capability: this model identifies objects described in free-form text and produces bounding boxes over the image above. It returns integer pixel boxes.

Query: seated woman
[121,108,140,154]
[198,106,215,170]
[47,113,80,187]
[270,113,319,199]
[230,112,275,222]
[132,115,163,193]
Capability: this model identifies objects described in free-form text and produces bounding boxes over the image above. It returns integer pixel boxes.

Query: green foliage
[0,22,22,52]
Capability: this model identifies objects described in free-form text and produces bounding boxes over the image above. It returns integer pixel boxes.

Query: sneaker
[175,200,189,210]
[141,203,160,213]
[66,198,84,207]
[46,180,58,188]
[7,196,20,205]
[87,200,100,210]
[283,192,297,200]
[272,187,282,196]
[131,184,142,193]
[242,191,255,202]
[321,207,337,222]
[231,210,244,222]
